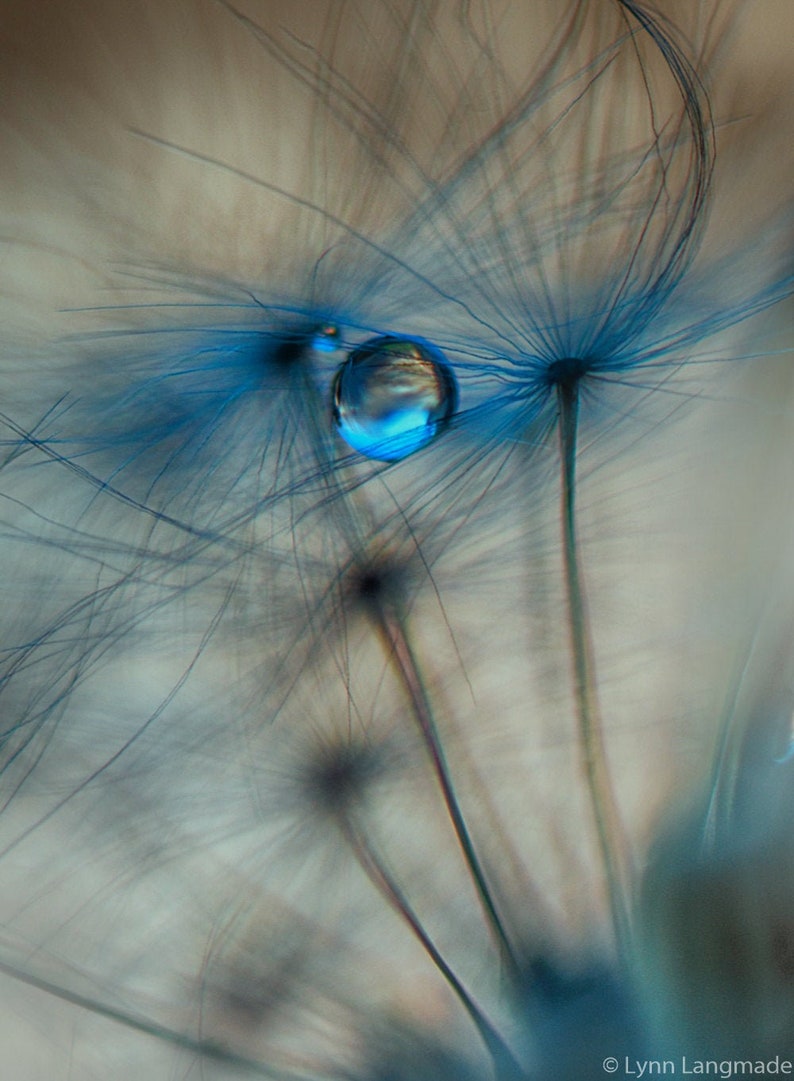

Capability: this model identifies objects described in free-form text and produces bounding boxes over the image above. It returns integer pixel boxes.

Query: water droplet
[311,324,341,353]
[332,337,457,461]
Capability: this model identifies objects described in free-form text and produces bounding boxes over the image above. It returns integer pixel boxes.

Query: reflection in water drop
[311,324,341,353]
[332,336,457,462]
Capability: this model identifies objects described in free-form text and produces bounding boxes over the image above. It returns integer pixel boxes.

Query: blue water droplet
[311,324,341,353]
[332,337,457,462]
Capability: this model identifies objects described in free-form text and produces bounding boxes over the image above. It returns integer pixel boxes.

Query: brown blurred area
[0,0,790,301]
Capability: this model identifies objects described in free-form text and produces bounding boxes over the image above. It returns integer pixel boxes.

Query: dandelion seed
[0,0,791,1078]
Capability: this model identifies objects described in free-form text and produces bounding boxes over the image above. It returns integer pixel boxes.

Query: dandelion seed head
[544,356,593,391]
[251,686,411,852]
[342,550,420,622]
[296,733,387,824]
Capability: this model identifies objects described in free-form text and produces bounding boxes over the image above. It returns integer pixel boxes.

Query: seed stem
[341,817,523,1079]
[556,379,633,958]
[373,604,522,985]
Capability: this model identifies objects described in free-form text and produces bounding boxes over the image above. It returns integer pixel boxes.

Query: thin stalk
[293,349,517,975]
[373,604,522,985]
[340,817,523,1080]
[294,343,522,996]
[556,379,633,958]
